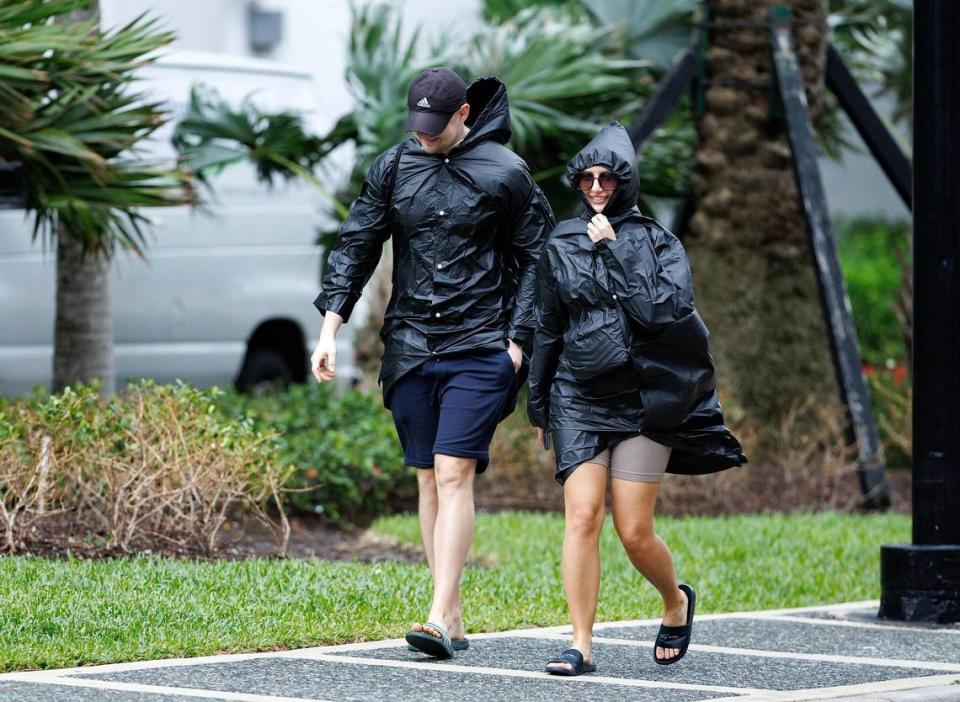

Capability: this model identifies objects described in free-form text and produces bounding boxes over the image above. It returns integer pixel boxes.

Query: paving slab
[71,657,722,702]
[823,683,960,701]
[323,635,946,691]
[595,617,960,663]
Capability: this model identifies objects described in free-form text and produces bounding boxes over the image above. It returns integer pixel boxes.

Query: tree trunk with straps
[684,0,837,440]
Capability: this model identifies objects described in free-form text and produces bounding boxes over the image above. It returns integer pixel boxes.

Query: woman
[527,122,746,675]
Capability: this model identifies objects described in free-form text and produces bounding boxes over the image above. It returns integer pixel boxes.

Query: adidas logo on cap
[417,97,431,108]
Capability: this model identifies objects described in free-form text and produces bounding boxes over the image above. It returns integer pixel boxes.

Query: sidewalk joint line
[0,674,332,702]
[754,614,960,634]
[571,635,960,672]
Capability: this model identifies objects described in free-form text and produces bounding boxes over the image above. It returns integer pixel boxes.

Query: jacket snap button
[435,312,441,318]
[613,294,618,300]
[444,158,450,163]
[437,263,443,269]
[438,210,445,216]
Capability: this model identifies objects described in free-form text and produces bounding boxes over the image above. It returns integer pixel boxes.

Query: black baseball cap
[404,67,468,136]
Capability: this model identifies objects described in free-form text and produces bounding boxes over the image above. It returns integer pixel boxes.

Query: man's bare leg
[416,468,439,573]
[411,454,475,642]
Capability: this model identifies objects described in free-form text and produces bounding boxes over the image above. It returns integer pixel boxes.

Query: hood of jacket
[566,121,639,220]
[461,76,512,147]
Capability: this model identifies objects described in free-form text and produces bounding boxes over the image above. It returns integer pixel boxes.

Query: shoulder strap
[384,142,404,219]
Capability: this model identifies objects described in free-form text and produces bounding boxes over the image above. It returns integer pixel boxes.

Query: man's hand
[507,339,523,373]
[311,335,337,382]
[586,213,616,243]
[311,312,344,383]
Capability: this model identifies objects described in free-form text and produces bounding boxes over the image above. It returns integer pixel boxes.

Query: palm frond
[172,85,348,219]
[580,0,696,70]
[0,0,196,255]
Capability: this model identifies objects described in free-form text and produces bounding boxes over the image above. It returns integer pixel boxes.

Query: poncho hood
[462,76,512,146]
[566,121,639,220]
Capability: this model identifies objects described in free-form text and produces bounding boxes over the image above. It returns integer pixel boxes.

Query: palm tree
[683,0,837,434]
[829,0,912,131]
[0,0,195,395]
[581,0,698,70]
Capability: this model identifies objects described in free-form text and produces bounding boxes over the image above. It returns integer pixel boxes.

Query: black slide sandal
[408,638,468,652]
[545,648,597,676]
[405,622,454,659]
[653,583,697,666]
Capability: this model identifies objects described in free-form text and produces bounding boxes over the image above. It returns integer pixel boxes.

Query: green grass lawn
[0,511,908,672]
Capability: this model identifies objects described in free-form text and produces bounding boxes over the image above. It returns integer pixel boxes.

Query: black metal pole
[879,0,960,623]
[770,6,890,508]
[626,50,696,155]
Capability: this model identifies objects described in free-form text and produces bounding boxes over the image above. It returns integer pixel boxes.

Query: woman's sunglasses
[575,171,619,192]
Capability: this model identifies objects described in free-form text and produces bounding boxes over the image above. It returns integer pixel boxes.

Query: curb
[819,683,960,701]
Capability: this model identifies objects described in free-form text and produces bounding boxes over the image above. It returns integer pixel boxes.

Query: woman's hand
[536,427,545,447]
[586,213,616,243]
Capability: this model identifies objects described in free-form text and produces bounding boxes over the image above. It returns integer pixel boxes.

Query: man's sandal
[545,648,597,676]
[405,622,455,659]
[407,638,468,653]
[654,583,697,665]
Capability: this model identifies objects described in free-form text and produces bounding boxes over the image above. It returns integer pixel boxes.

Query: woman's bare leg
[547,462,607,671]
[610,478,688,662]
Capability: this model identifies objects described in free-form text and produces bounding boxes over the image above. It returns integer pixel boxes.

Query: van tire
[235,348,293,393]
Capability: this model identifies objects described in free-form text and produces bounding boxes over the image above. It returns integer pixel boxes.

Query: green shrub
[868,371,912,469]
[216,382,412,525]
[0,382,287,555]
[835,217,910,366]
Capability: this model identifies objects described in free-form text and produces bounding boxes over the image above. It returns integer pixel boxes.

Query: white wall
[99,0,480,134]
[820,93,911,222]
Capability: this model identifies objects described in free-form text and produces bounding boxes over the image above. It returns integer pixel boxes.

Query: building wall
[820,96,911,221]
[99,0,480,134]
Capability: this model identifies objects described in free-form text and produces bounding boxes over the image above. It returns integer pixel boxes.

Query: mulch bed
[9,467,910,563]
[223,514,425,562]
[9,514,423,563]
[475,459,912,516]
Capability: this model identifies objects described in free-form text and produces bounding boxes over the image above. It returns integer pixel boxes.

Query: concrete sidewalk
[2,600,959,701]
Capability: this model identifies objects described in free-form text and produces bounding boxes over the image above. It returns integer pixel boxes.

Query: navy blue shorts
[388,350,516,473]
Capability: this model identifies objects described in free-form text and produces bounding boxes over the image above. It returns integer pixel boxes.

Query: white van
[0,51,354,397]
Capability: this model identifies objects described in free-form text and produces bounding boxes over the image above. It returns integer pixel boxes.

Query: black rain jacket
[315,77,555,415]
[527,122,746,483]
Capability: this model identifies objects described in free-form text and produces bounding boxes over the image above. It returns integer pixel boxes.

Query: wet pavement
[2,600,958,701]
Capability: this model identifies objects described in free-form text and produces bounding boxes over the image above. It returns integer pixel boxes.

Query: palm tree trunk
[52,226,114,394]
[51,2,114,395]
[685,0,836,438]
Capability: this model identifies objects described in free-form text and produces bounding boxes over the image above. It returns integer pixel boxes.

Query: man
[311,67,554,658]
